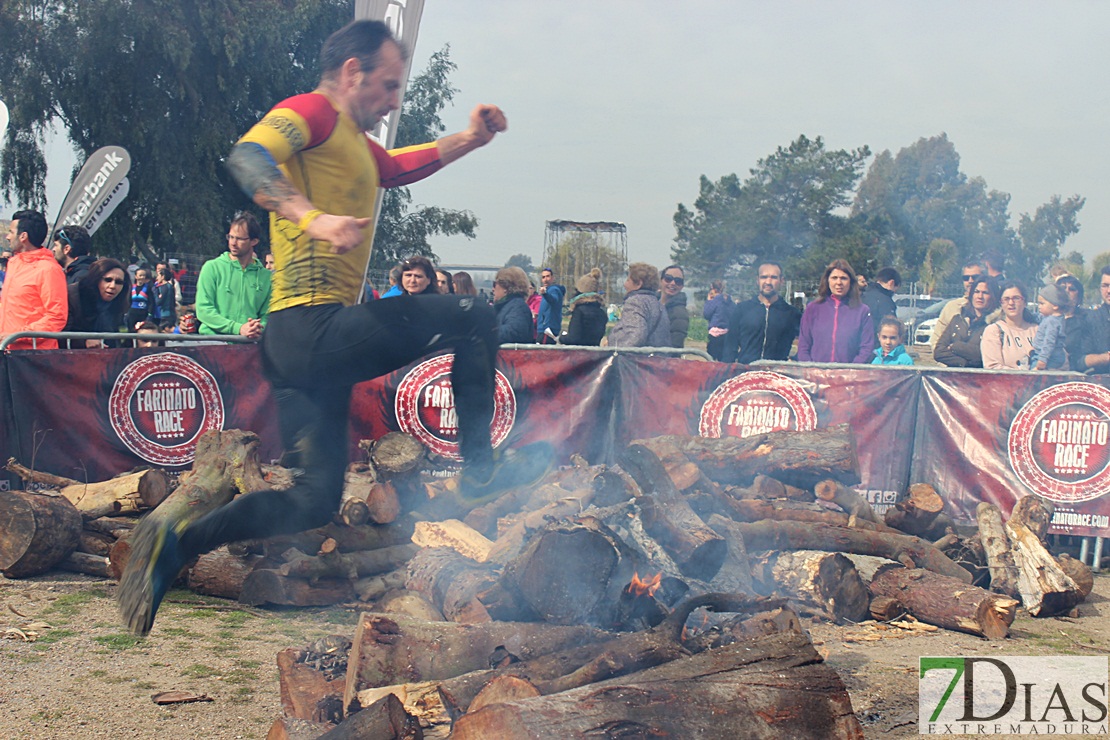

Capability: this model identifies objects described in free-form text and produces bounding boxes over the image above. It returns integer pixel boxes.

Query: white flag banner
[82,176,130,236]
[353,0,427,300]
[354,0,427,150]
[0,100,8,143]
[52,145,131,237]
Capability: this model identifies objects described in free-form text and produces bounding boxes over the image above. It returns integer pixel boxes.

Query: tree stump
[1005,496,1081,617]
[0,490,83,578]
[975,502,1020,599]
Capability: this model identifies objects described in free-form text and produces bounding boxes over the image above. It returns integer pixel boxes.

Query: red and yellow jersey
[237,92,442,310]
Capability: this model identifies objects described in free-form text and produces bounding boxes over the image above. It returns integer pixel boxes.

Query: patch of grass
[236,659,262,669]
[223,668,259,684]
[30,709,66,722]
[315,607,359,627]
[159,627,199,638]
[31,628,77,649]
[228,686,254,704]
[215,629,240,641]
[218,610,252,627]
[43,591,100,618]
[181,663,218,678]
[17,653,42,664]
[181,608,215,619]
[88,669,108,678]
[93,633,143,650]
[132,680,156,690]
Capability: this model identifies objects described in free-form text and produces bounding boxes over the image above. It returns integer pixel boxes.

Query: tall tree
[0,0,350,257]
[1014,194,1086,283]
[672,135,870,284]
[505,253,536,274]
[370,45,480,271]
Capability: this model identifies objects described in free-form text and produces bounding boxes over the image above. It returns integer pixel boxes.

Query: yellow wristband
[297,209,325,232]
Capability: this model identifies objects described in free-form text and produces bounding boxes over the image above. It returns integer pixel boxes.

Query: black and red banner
[2,346,1107,537]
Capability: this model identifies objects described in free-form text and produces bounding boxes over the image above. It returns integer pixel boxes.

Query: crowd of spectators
[4,204,1110,373]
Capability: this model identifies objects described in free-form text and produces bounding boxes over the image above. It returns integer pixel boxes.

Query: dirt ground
[1,568,1108,739]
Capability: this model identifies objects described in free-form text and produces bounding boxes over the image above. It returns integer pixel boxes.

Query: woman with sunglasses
[981,280,1038,370]
[64,257,131,348]
[659,265,689,348]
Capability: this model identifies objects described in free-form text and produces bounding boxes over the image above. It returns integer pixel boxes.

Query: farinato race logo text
[919,656,1107,735]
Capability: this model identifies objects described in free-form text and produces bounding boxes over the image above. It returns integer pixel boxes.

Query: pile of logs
[0,423,1096,739]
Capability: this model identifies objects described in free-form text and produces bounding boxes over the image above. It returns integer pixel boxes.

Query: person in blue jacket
[872,316,914,366]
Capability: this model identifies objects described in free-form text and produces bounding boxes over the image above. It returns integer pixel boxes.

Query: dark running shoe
[458,441,556,503]
[117,514,188,637]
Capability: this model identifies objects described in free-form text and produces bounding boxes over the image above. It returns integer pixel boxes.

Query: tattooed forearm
[227,143,305,214]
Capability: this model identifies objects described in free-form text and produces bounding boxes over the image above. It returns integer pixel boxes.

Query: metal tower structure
[542,220,628,301]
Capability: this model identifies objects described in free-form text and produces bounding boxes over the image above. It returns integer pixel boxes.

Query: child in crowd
[134,321,162,348]
[871,317,914,366]
[1032,284,1068,371]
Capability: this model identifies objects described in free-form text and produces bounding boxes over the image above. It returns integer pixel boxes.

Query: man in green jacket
[196,211,272,337]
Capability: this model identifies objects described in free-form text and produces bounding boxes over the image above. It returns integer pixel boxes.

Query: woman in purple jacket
[797,259,875,363]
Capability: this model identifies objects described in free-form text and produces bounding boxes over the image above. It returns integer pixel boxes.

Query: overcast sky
[21,1,1110,277]
[403,0,1109,273]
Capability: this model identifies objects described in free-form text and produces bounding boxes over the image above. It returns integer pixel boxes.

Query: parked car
[912,300,948,345]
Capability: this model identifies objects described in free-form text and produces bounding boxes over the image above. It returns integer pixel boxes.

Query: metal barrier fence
[0,331,257,351]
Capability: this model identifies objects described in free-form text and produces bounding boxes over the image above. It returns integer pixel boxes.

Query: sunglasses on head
[662,275,684,286]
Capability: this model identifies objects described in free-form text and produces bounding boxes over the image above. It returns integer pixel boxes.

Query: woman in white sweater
[981,280,1038,370]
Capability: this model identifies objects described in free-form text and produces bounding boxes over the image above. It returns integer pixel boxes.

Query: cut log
[4,458,81,488]
[495,516,643,626]
[354,570,407,602]
[83,516,136,539]
[1005,496,1081,617]
[468,676,540,712]
[733,519,972,583]
[318,693,422,740]
[368,432,426,475]
[975,502,1020,599]
[77,530,114,557]
[341,613,613,711]
[412,519,493,563]
[266,718,336,740]
[815,479,880,525]
[354,593,777,732]
[238,569,355,607]
[1056,554,1094,599]
[620,444,726,580]
[632,424,859,490]
[0,490,83,578]
[339,464,374,527]
[276,648,346,723]
[377,591,445,622]
[57,550,110,578]
[704,514,756,596]
[187,548,264,600]
[280,544,418,581]
[58,468,171,519]
[750,550,869,622]
[868,596,906,622]
[405,547,499,623]
[884,483,952,540]
[113,429,270,580]
[869,567,1019,639]
[719,497,892,533]
[451,628,862,740]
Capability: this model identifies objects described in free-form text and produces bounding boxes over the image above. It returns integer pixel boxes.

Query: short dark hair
[982,251,1004,272]
[1101,265,1110,280]
[399,255,438,294]
[757,261,783,277]
[12,210,47,248]
[319,20,406,78]
[56,225,92,258]
[874,267,901,286]
[230,211,262,241]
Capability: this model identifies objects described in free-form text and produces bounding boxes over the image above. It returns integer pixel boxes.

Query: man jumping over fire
[119,20,552,636]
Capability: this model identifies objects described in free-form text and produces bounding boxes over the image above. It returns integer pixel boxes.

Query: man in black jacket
[722,261,801,364]
[52,225,97,284]
[861,266,901,335]
[1070,267,1110,374]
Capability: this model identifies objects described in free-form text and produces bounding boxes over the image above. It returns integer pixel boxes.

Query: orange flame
[628,571,662,598]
